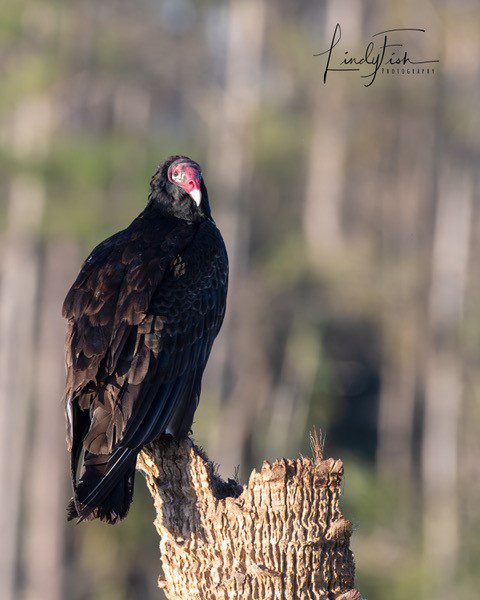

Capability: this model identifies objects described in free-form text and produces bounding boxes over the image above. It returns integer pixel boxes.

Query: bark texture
[137,437,359,600]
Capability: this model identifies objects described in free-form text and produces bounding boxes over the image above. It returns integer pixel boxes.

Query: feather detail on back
[63,202,228,524]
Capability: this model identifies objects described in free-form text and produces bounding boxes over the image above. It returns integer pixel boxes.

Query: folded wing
[63,218,227,522]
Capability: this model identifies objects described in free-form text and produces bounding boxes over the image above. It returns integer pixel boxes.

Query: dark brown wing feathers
[63,213,227,522]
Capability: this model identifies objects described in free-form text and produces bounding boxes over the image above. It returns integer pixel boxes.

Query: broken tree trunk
[137,436,359,600]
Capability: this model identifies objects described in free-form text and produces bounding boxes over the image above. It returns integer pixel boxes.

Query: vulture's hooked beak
[183,165,202,206]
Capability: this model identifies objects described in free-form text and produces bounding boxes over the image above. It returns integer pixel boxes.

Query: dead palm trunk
[137,434,359,600]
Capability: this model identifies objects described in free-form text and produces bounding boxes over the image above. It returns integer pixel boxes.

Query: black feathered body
[63,199,228,523]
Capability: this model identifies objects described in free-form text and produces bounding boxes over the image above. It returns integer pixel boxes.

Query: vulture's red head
[167,158,202,207]
[149,155,210,222]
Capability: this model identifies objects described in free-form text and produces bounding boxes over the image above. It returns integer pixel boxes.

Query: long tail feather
[71,448,137,524]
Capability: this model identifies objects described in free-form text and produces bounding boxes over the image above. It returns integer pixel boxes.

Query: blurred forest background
[0,1,479,599]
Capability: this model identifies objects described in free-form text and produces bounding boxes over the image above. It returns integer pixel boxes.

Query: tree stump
[137,437,359,600]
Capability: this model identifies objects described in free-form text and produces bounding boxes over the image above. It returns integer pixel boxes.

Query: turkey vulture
[63,155,228,524]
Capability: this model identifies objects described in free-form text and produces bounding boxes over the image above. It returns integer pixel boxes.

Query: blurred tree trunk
[461,175,480,531]
[22,242,79,600]
[0,177,44,600]
[303,0,362,261]
[205,0,267,476]
[138,436,359,600]
[376,110,433,488]
[422,162,473,592]
[421,5,477,593]
[205,0,265,279]
[0,95,50,600]
[262,318,320,460]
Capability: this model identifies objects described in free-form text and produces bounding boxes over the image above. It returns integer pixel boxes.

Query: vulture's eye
[173,170,180,179]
